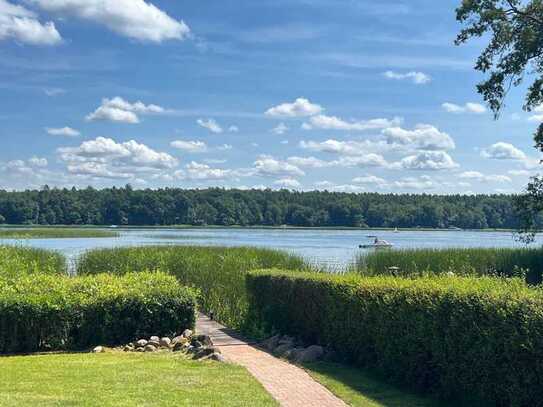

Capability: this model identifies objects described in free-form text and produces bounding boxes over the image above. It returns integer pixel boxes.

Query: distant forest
[0,186,538,230]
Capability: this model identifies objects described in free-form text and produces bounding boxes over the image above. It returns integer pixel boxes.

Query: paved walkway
[196,314,346,407]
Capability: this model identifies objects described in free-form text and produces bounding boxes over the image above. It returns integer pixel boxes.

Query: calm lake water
[2,228,542,271]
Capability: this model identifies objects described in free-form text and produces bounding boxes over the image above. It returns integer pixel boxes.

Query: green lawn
[0,352,277,406]
[0,228,118,239]
[304,362,461,407]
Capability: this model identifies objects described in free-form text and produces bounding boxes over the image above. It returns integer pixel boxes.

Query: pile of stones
[92,329,225,362]
[260,334,334,364]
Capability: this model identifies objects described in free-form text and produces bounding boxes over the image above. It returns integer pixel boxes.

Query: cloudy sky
[1,0,541,193]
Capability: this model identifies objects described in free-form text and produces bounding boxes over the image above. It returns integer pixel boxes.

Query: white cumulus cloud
[253,155,305,177]
[442,102,486,114]
[481,142,527,161]
[0,0,61,45]
[28,0,190,42]
[383,70,431,85]
[86,96,165,123]
[197,118,223,134]
[271,122,289,135]
[399,151,458,171]
[265,98,323,118]
[382,124,455,151]
[170,140,208,153]
[303,114,401,131]
[273,178,301,189]
[459,171,512,183]
[46,126,80,137]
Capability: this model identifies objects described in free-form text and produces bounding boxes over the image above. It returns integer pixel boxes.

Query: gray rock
[182,329,193,338]
[136,347,145,352]
[192,347,215,360]
[284,347,305,361]
[148,340,160,348]
[273,343,294,357]
[136,339,148,348]
[296,345,324,363]
[144,344,157,352]
[191,339,203,349]
[172,341,188,352]
[92,346,104,353]
[261,335,281,351]
[150,336,160,342]
[195,335,212,346]
[123,345,134,352]
[278,335,295,345]
[172,336,188,346]
[210,353,226,362]
[159,337,171,347]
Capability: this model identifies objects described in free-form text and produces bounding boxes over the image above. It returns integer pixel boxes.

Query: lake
[1,227,542,271]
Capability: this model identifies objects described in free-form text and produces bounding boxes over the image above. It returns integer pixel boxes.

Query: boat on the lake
[359,236,393,249]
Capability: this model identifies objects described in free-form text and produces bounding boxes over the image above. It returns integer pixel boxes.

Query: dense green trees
[0,186,530,229]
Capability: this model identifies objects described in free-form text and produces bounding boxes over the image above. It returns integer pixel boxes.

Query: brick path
[196,314,346,407]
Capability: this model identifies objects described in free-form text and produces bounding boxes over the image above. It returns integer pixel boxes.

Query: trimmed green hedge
[0,272,197,354]
[246,270,543,406]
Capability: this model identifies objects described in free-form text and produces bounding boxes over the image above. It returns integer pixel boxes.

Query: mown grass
[0,245,66,279]
[304,362,462,407]
[0,228,119,239]
[0,352,277,406]
[355,247,543,283]
[77,246,309,330]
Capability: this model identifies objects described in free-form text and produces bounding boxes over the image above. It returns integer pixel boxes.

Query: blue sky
[0,0,541,193]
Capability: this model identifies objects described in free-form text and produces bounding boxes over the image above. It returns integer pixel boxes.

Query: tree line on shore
[0,185,537,229]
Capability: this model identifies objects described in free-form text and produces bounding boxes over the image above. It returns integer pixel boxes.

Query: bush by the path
[356,247,543,284]
[77,246,307,329]
[0,245,66,279]
[246,270,543,406]
[0,272,197,354]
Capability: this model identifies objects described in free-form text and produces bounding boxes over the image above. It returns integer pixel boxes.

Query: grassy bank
[356,247,543,283]
[0,228,119,239]
[0,245,66,279]
[0,352,277,406]
[77,246,308,330]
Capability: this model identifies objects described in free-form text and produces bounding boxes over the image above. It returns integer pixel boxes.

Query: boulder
[123,345,134,352]
[296,345,324,363]
[150,336,160,342]
[191,339,203,349]
[144,344,157,352]
[160,337,172,348]
[195,334,212,346]
[273,343,294,357]
[136,339,148,348]
[210,353,226,362]
[172,341,188,352]
[172,336,188,346]
[92,346,104,353]
[284,347,305,361]
[136,347,145,353]
[148,340,160,348]
[261,335,280,351]
[182,329,193,338]
[192,347,215,360]
[278,335,295,345]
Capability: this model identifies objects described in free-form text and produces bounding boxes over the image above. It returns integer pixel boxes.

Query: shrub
[246,270,543,406]
[77,246,307,329]
[0,272,197,354]
[0,245,66,279]
[356,247,543,284]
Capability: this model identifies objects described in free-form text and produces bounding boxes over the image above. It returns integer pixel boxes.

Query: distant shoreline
[0,224,522,233]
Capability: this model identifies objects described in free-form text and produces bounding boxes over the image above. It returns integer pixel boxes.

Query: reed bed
[0,227,119,239]
[355,247,543,283]
[77,246,309,329]
[0,245,66,279]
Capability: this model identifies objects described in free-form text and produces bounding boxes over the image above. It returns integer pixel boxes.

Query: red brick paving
[196,315,346,407]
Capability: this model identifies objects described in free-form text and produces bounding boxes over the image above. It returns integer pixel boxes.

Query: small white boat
[359,236,393,249]
[393,227,399,233]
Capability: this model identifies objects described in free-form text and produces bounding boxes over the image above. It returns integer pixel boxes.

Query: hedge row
[246,270,543,406]
[0,272,197,354]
